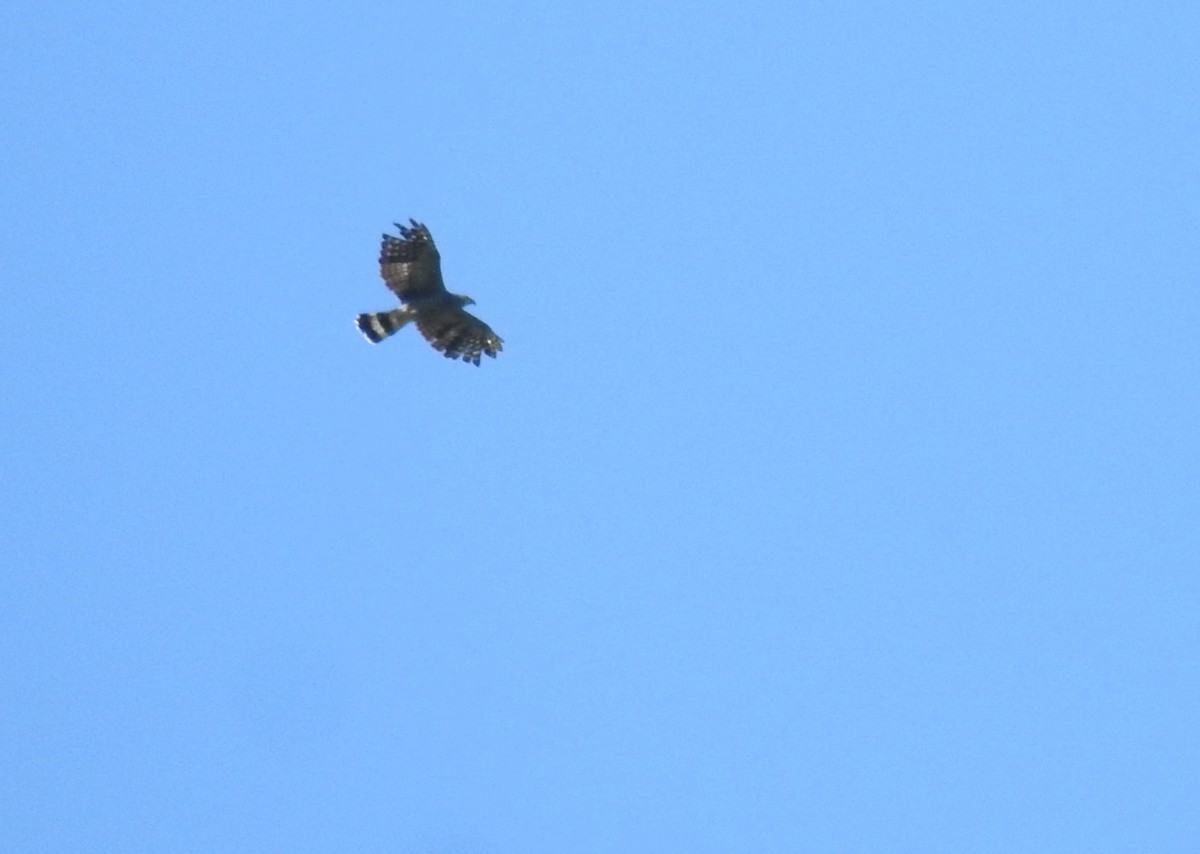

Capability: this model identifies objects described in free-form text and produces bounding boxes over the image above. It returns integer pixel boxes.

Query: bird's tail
[356,308,413,343]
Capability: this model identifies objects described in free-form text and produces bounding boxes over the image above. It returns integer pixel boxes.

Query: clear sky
[3,2,1198,851]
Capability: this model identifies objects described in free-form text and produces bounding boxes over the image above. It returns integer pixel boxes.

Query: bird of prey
[355,219,503,366]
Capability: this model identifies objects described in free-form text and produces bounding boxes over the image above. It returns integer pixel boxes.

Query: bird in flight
[355,219,503,366]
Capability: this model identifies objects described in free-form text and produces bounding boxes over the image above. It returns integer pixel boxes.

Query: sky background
[2,1,1198,851]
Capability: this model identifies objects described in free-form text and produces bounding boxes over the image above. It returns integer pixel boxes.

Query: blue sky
[2,1,1198,851]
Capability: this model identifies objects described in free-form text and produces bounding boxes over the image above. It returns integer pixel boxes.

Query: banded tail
[356,308,413,343]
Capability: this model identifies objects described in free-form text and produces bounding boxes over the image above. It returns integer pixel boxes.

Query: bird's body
[355,220,503,366]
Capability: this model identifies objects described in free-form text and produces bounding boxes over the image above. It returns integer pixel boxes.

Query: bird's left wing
[414,304,504,366]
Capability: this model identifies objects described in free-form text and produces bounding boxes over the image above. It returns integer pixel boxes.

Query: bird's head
[453,293,476,307]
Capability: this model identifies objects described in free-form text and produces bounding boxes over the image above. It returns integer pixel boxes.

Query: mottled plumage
[355,219,503,366]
